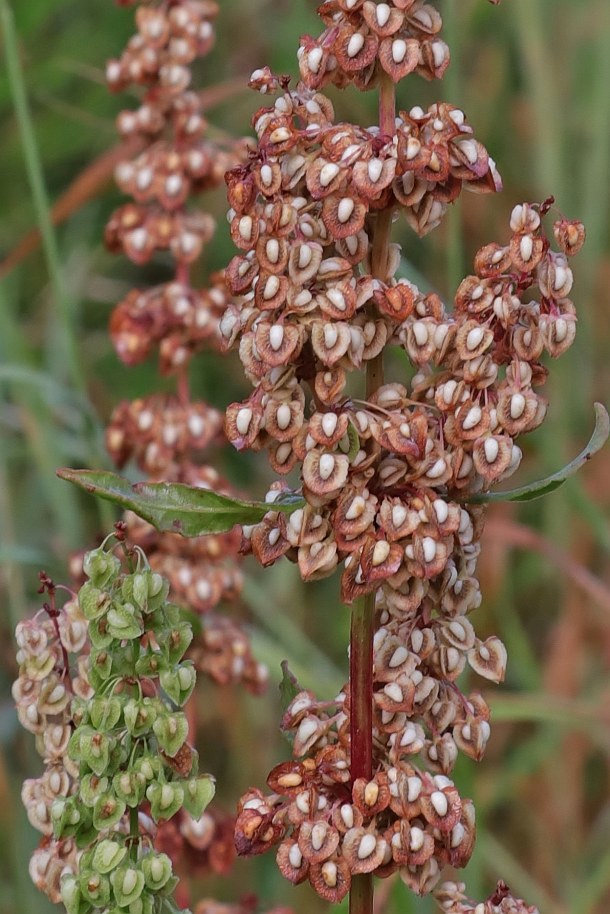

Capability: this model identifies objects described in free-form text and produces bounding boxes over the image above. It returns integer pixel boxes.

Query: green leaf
[467,403,609,504]
[279,660,302,713]
[57,468,305,536]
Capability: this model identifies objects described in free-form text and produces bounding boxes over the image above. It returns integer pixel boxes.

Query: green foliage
[57,536,214,914]
[57,468,306,535]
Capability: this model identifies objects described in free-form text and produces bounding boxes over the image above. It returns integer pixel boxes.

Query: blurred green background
[1,1,610,913]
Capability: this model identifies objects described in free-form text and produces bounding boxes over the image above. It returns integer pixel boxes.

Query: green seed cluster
[55,541,215,914]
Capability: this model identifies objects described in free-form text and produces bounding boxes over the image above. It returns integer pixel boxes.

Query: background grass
[1,1,610,913]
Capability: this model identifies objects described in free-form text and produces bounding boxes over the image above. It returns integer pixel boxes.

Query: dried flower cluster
[53,534,216,914]
[436,881,539,914]
[104,0,265,694]
[13,576,90,903]
[221,0,585,905]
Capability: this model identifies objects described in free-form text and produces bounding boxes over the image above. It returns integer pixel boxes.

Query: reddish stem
[349,70,396,914]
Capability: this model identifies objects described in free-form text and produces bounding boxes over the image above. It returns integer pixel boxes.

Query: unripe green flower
[160,661,196,706]
[141,852,173,891]
[89,649,113,686]
[182,774,216,819]
[78,582,112,621]
[166,621,193,664]
[92,791,126,831]
[110,865,145,907]
[83,547,121,588]
[124,697,157,737]
[146,781,184,821]
[134,651,167,678]
[92,838,127,874]
[79,868,111,906]
[80,729,113,777]
[133,754,162,783]
[106,602,144,641]
[113,769,146,807]
[89,695,123,731]
[60,873,86,914]
[80,773,110,808]
[153,711,188,757]
[88,615,114,650]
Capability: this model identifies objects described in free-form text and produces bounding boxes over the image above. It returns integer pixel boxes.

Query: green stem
[0,0,85,396]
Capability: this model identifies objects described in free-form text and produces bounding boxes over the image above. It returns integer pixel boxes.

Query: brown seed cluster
[13,593,90,902]
[297,0,451,90]
[435,880,540,914]
[104,0,266,693]
[224,3,584,900]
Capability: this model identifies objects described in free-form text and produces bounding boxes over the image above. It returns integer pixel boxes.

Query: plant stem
[349,69,396,914]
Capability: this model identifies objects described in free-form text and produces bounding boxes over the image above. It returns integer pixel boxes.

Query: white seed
[404,544,415,560]
[389,645,408,668]
[510,393,526,420]
[462,406,482,430]
[409,826,425,851]
[347,32,365,58]
[307,47,323,74]
[519,235,533,261]
[346,496,366,520]
[553,265,568,290]
[263,275,280,300]
[266,239,280,263]
[442,379,457,404]
[337,197,355,224]
[276,404,292,430]
[376,3,391,26]
[165,174,182,197]
[431,40,447,68]
[422,537,437,564]
[269,325,285,350]
[411,629,423,653]
[392,39,407,64]
[426,458,446,479]
[298,244,313,268]
[327,288,346,310]
[484,438,499,463]
[430,791,448,817]
[236,408,253,435]
[297,718,318,746]
[358,834,377,860]
[392,505,407,528]
[341,804,354,828]
[260,164,273,186]
[466,327,485,351]
[321,861,337,887]
[367,158,383,183]
[320,162,340,187]
[121,869,139,895]
[451,823,465,848]
[384,682,403,703]
[128,228,148,251]
[412,321,428,346]
[311,822,327,851]
[138,410,154,430]
[372,541,391,566]
[289,844,303,868]
[433,499,449,524]
[555,318,568,342]
[269,126,291,143]
[319,454,336,480]
[407,776,422,803]
[322,413,339,437]
[449,620,466,641]
[406,137,421,160]
[324,324,339,348]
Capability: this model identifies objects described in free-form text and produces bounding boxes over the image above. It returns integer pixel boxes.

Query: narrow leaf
[57,468,304,536]
[467,403,609,504]
[346,421,361,462]
[279,660,302,713]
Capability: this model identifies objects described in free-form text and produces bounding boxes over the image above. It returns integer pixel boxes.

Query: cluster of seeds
[297,0,451,90]
[435,880,539,914]
[224,0,584,902]
[104,0,266,694]
[53,536,216,914]
[13,581,89,902]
